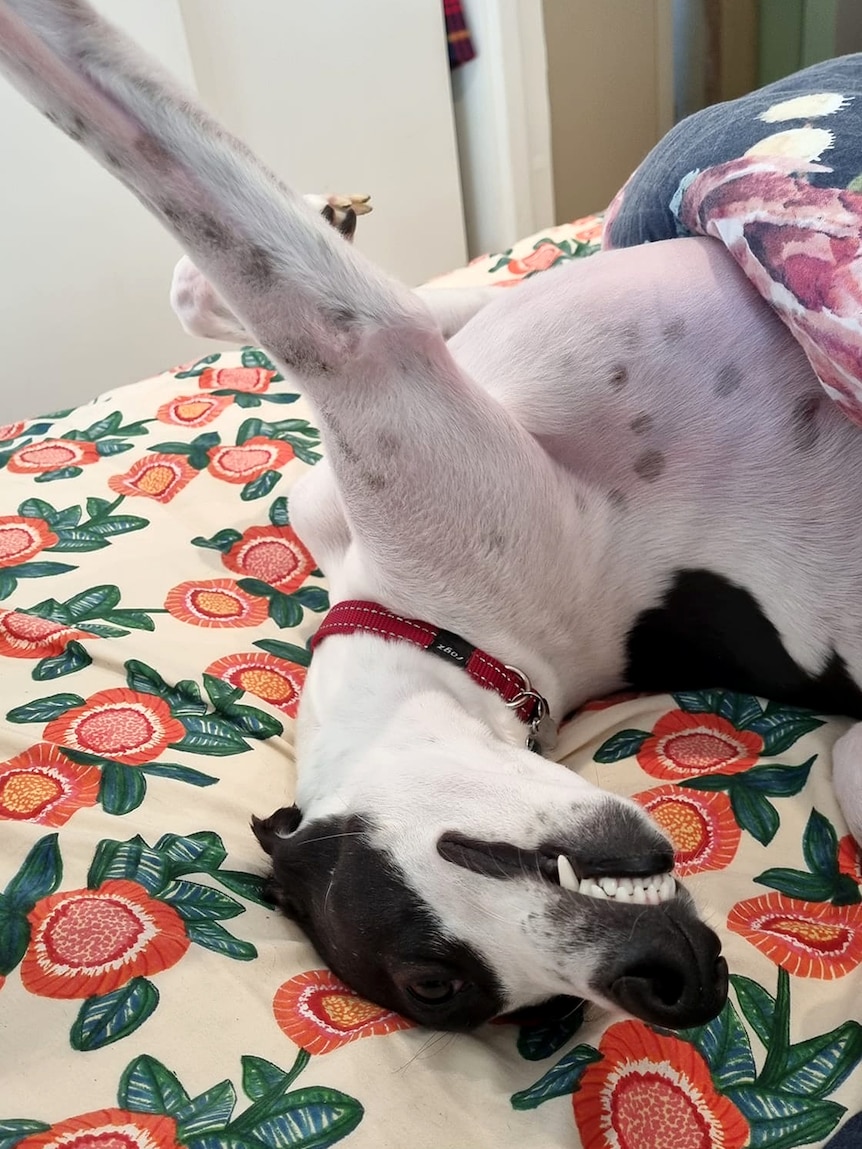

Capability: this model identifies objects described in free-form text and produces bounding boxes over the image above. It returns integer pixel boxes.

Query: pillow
[604,54,862,426]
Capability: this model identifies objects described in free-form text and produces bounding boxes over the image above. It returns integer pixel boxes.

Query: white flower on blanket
[745,126,834,162]
[759,92,852,122]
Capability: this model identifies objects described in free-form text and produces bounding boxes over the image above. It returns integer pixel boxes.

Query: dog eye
[406,978,465,1005]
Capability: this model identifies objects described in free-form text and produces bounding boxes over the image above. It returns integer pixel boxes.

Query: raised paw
[304,193,372,242]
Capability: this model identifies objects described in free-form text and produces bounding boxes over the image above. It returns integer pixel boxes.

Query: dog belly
[451,237,862,715]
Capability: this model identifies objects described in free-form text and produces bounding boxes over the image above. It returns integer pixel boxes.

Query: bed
[0,208,860,1149]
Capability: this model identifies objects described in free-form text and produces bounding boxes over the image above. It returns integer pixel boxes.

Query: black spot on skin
[715,364,743,397]
[362,471,386,492]
[328,305,359,325]
[634,449,666,482]
[277,341,331,377]
[104,151,122,169]
[626,568,862,717]
[160,200,195,236]
[196,212,231,249]
[376,431,400,454]
[239,244,277,289]
[662,318,685,343]
[792,394,822,452]
[630,413,653,435]
[608,489,628,510]
[609,365,629,389]
[64,115,88,142]
[136,134,173,171]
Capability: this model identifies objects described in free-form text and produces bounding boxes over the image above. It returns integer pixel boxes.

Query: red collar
[310,600,555,750]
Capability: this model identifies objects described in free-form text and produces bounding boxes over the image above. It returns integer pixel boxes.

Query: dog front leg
[0,0,564,645]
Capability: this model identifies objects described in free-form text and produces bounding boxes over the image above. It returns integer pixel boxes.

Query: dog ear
[251,805,303,855]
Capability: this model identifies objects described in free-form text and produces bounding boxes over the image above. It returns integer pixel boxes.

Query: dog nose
[595,910,728,1028]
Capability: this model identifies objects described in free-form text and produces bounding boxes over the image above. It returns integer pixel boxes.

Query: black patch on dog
[64,115,88,142]
[630,413,653,435]
[136,134,173,171]
[240,243,278,290]
[625,569,862,717]
[663,318,685,342]
[609,365,629,389]
[792,394,822,452]
[715,363,743,397]
[634,448,666,482]
[253,809,504,1029]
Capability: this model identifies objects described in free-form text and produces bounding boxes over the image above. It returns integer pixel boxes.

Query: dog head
[253,736,727,1032]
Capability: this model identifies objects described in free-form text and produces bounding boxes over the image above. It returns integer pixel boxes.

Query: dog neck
[294,633,534,815]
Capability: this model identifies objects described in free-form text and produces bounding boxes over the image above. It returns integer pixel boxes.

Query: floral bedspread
[1,217,861,1149]
[604,54,862,429]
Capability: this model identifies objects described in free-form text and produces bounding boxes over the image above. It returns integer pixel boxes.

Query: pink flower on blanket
[678,157,862,426]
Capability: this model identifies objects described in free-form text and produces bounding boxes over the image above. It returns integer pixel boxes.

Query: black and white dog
[2,0,860,1036]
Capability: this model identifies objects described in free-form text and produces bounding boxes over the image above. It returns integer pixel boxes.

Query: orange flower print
[634,785,740,876]
[21,879,190,998]
[108,455,198,503]
[0,420,26,440]
[728,892,862,978]
[838,834,862,886]
[199,366,275,393]
[15,1109,182,1149]
[164,579,269,628]
[207,438,295,484]
[0,516,59,568]
[206,653,306,718]
[273,969,414,1054]
[568,215,604,245]
[156,393,232,427]
[43,688,185,765]
[637,710,763,781]
[222,525,315,592]
[0,743,101,826]
[0,610,93,659]
[506,242,563,276]
[6,439,100,474]
[574,1021,749,1149]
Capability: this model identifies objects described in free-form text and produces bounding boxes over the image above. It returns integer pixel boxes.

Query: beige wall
[542,0,674,222]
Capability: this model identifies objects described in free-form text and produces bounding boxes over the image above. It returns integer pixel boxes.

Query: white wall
[180,0,467,288]
[0,1,466,422]
[452,0,555,257]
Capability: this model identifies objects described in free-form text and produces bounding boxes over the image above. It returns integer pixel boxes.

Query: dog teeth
[556,857,676,904]
[557,855,579,892]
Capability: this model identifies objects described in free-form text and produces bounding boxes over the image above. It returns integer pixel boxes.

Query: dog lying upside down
[2,0,861,1034]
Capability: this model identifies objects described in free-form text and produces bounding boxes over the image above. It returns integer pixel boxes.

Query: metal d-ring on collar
[503,664,557,755]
